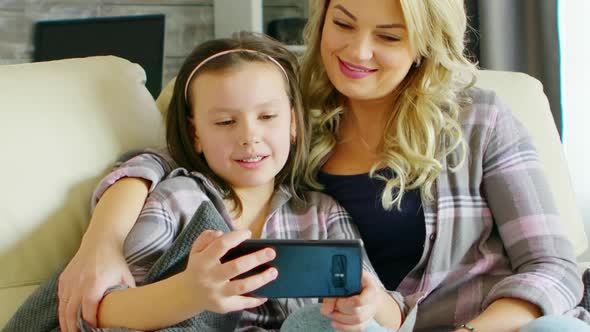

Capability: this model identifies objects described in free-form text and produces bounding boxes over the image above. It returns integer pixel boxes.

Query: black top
[317,169,426,290]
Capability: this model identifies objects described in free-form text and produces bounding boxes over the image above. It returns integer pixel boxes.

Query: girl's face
[188,61,295,191]
[320,0,416,104]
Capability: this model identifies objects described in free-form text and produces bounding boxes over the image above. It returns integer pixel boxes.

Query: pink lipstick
[338,58,377,79]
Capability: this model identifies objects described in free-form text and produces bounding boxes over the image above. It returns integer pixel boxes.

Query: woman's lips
[338,58,377,79]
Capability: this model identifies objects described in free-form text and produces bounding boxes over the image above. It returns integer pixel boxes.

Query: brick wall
[0,0,304,89]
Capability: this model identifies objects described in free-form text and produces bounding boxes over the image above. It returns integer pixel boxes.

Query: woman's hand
[58,239,135,332]
[320,271,381,332]
[178,229,278,314]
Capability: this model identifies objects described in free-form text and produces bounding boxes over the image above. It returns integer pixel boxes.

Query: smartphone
[220,239,363,298]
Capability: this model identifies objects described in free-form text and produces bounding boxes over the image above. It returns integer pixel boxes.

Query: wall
[0,0,304,89]
[559,0,590,259]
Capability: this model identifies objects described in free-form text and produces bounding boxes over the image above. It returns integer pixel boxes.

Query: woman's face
[320,0,416,104]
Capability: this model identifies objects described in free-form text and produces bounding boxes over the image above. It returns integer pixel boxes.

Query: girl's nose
[239,122,261,146]
[241,135,261,146]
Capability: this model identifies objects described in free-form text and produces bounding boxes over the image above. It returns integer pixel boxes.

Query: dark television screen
[33,14,165,98]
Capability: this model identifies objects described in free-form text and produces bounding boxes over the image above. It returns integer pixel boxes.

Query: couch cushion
[0,56,165,294]
[0,285,39,326]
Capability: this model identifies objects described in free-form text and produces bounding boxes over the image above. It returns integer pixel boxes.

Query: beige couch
[0,56,586,328]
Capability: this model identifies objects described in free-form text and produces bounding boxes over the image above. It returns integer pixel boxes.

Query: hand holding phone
[220,239,363,298]
[182,230,276,313]
[320,271,384,330]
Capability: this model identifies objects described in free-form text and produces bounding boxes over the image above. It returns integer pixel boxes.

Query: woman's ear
[290,107,297,144]
[187,117,202,153]
[414,56,422,67]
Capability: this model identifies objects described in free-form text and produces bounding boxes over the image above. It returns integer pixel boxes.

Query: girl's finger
[216,247,276,280]
[223,267,278,296]
[191,230,224,254]
[224,295,268,312]
[204,229,252,259]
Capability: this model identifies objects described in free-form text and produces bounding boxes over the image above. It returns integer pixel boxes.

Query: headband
[183,48,289,103]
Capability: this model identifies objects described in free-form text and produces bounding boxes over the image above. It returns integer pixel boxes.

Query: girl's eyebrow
[208,99,284,113]
[333,4,406,30]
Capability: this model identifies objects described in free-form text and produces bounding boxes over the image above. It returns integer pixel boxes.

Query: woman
[59,0,589,331]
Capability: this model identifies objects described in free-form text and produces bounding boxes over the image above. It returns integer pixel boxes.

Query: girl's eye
[260,114,278,120]
[378,34,400,42]
[333,20,353,30]
[215,119,235,126]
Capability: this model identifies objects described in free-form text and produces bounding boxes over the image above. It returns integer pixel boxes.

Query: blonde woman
[58,1,590,331]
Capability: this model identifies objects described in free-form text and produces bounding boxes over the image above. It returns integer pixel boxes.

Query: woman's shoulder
[459,86,514,127]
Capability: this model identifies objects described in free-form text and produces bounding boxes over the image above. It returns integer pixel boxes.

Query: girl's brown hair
[166,31,310,215]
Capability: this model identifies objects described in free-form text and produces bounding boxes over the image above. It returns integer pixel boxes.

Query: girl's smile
[234,155,269,169]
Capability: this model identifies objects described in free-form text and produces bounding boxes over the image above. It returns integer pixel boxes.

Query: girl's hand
[58,239,135,332]
[320,271,380,332]
[180,229,278,314]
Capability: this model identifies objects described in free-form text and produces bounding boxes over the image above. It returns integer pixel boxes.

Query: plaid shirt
[91,87,587,331]
[88,167,379,331]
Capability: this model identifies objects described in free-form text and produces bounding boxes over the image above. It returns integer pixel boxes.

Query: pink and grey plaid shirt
[91,87,588,331]
[90,167,379,331]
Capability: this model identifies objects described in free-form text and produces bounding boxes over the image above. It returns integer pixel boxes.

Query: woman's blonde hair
[300,0,477,209]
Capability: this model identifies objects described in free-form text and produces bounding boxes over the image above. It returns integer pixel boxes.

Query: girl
[75,32,400,331]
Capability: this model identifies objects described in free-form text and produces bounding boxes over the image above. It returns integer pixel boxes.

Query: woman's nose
[349,33,373,62]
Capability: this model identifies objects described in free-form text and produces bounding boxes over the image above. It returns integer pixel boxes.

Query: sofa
[0,56,586,328]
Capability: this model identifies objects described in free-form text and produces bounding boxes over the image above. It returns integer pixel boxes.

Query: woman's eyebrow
[376,23,406,29]
[334,4,357,21]
[333,4,406,29]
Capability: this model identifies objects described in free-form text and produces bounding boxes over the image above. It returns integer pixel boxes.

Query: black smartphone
[220,239,363,298]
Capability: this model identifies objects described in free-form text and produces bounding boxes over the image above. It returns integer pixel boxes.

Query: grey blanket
[3,201,241,332]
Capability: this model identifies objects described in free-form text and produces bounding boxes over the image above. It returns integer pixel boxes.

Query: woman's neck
[342,97,395,151]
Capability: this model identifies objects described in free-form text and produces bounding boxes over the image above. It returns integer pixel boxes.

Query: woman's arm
[59,177,150,332]
[84,177,150,251]
[455,298,541,332]
[462,94,582,331]
[323,196,403,330]
[60,149,176,332]
[373,287,404,329]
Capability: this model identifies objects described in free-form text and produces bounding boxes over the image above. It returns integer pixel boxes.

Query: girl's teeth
[242,156,263,162]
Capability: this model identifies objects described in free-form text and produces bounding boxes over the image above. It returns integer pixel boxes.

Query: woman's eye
[215,119,234,126]
[379,34,400,42]
[333,20,353,30]
[260,114,278,120]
